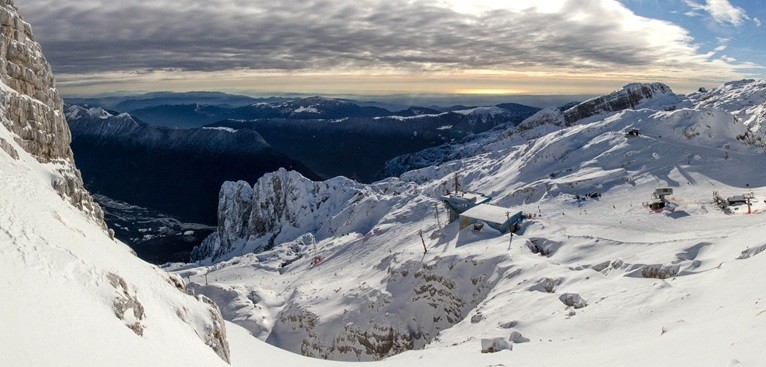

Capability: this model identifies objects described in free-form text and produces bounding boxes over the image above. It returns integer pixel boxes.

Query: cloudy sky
[16,0,766,96]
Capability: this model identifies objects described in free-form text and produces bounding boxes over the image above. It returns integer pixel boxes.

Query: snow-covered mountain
[179,80,766,364]
[0,1,231,365]
[66,104,320,225]
[382,83,680,177]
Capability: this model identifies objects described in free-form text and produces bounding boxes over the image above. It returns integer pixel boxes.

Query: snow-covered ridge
[65,105,115,120]
[385,81,728,176]
[248,96,387,119]
[689,79,766,142]
[562,82,676,124]
[203,126,238,133]
[65,104,142,137]
[518,82,677,131]
[453,106,508,116]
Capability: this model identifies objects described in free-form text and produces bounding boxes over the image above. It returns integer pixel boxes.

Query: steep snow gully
[174,79,766,365]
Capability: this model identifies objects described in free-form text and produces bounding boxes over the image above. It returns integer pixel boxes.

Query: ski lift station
[727,195,748,206]
[649,187,673,210]
[459,204,524,233]
[440,191,492,221]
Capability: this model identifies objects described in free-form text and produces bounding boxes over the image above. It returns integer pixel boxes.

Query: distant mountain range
[64,91,578,125]
[208,101,540,181]
[67,96,541,182]
[126,97,399,128]
[66,105,319,225]
[66,91,275,111]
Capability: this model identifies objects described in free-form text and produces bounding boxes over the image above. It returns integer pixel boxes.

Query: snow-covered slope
[1,2,231,365]
[0,130,231,365]
[181,80,766,364]
[689,79,766,143]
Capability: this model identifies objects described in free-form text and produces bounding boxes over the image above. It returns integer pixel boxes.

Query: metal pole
[419,230,428,254]
[434,203,442,228]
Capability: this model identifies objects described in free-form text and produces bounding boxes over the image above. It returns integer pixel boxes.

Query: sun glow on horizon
[455,88,528,95]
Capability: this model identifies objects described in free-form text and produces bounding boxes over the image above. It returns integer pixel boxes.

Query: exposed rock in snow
[559,293,588,309]
[737,244,766,260]
[107,272,147,336]
[480,337,512,353]
[0,135,17,158]
[195,294,232,362]
[260,255,505,360]
[639,264,681,279]
[509,331,530,343]
[529,277,563,293]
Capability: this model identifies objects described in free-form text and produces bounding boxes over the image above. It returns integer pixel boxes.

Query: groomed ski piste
[168,80,766,366]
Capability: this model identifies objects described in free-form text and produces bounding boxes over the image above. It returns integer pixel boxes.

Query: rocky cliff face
[192,168,432,261]
[0,1,104,227]
[193,168,410,260]
[562,82,675,124]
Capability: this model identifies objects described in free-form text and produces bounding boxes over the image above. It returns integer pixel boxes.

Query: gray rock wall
[563,83,673,125]
[0,1,104,228]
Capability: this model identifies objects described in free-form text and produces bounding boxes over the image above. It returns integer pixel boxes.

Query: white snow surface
[294,106,321,114]
[175,80,766,365]
[461,203,517,224]
[203,126,238,133]
[1,87,230,366]
[453,106,507,116]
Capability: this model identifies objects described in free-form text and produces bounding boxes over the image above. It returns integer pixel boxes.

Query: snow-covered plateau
[177,79,766,366]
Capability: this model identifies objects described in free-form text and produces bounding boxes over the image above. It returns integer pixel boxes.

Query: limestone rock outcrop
[0,1,104,227]
[562,83,674,124]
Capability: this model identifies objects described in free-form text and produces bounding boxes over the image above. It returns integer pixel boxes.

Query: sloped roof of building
[440,191,491,204]
[461,204,519,224]
[728,195,747,203]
